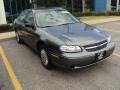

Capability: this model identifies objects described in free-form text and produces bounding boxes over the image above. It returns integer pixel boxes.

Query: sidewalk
[83,16,120,25]
[0,16,120,41]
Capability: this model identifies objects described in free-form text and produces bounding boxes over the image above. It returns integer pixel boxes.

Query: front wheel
[39,46,52,69]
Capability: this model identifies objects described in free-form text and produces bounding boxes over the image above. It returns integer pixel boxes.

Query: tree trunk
[116,0,119,11]
[71,0,74,13]
[32,0,37,8]
[82,0,85,12]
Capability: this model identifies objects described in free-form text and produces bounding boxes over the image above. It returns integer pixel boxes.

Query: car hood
[45,23,108,46]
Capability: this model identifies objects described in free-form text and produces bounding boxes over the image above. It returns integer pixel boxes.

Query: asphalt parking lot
[0,21,120,90]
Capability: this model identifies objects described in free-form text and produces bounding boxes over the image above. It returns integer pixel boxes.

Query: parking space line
[113,53,120,57]
[0,46,22,90]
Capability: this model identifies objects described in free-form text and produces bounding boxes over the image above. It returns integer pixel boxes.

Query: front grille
[84,40,108,52]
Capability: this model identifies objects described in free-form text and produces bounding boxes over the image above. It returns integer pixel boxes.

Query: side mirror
[25,23,35,29]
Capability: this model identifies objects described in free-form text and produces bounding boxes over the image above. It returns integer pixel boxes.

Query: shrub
[0,24,13,33]
[107,11,120,16]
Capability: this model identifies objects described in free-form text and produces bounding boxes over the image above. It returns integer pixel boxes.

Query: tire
[15,31,22,44]
[39,45,52,69]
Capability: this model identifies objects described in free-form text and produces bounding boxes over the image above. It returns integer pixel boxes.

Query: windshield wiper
[40,22,78,28]
[57,22,78,26]
[41,25,53,28]
[40,23,73,28]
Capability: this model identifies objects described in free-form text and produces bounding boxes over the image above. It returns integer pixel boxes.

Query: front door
[23,11,38,50]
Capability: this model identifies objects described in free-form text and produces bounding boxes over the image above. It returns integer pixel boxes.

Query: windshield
[35,10,79,27]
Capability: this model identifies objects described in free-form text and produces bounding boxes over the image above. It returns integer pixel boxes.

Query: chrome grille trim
[85,42,108,50]
[84,40,108,51]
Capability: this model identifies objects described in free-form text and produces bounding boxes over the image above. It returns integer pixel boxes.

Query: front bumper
[51,42,115,69]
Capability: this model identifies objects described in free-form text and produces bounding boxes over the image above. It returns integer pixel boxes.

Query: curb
[0,37,15,42]
[0,32,15,42]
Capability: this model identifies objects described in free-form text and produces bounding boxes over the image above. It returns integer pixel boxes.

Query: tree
[34,0,65,7]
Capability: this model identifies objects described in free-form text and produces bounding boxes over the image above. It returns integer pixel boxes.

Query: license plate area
[96,51,106,60]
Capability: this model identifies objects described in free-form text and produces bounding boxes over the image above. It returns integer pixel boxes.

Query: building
[90,0,120,12]
[0,0,120,24]
[73,0,120,12]
[0,0,7,24]
[0,0,31,24]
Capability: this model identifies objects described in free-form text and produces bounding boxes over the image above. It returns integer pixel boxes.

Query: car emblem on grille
[97,51,105,60]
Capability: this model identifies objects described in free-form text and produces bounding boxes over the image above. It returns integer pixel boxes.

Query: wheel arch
[36,40,47,51]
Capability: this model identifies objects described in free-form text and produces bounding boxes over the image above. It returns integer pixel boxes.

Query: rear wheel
[39,45,52,69]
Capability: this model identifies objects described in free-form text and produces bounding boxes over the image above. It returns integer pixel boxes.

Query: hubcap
[16,32,19,42]
[40,49,48,66]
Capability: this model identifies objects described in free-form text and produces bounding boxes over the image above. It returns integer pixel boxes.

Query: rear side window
[24,11,34,24]
[18,11,28,21]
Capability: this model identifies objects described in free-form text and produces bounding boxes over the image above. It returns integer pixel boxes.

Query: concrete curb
[0,17,120,41]
[82,17,120,25]
[0,31,15,41]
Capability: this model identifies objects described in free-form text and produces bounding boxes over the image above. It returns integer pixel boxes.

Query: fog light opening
[71,65,81,69]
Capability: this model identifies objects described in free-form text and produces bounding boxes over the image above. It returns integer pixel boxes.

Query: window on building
[85,0,94,12]
[65,0,83,12]
[4,0,31,23]
[111,0,117,10]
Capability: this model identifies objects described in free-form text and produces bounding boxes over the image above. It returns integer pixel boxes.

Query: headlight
[60,46,82,52]
[107,35,111,43]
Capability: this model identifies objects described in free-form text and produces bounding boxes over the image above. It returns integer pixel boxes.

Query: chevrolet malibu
[13,8,115,69]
